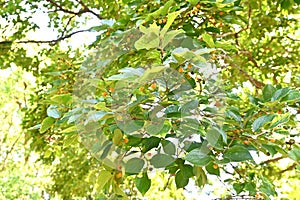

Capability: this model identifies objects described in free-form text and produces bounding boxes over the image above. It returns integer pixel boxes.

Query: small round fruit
[213,164,218,169]
[178,67,184,73]
[124,138,129,143]
[269,138,276,143]
[115,172,123,179]
[150,83,157,89]
[102,91,107,97]
[243,140,249,145]
[109,87,115,92]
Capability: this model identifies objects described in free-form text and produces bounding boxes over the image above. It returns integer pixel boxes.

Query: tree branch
[0,28,92,45]
[1,133,22,171]
[260,156,284,165]
[223,55,265,89]
[46,0,103,20]
[280,163,297,174]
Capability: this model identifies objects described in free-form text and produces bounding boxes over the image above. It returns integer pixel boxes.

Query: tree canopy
[1,0,300,199]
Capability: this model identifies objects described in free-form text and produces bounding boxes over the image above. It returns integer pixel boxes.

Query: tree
[1,0,300,199]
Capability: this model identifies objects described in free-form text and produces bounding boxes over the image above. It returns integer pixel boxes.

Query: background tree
[1,0,300,199]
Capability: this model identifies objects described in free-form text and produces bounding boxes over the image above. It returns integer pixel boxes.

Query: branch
[1,133,22,171]
[280,163,298,174]
[239,50,260,70]
[75,0,103,20]
[260,156,284,165]
[46,0,103,20]
[223,55,265,89]
[215,5,252,38]
[0,28,92,45]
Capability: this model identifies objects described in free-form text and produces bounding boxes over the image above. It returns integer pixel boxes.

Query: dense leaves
[1,0,300,199]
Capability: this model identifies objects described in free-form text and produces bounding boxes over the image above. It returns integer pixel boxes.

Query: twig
[260,156,284,165]
[0,28,92,45]
[280,163,297,173]
[1,133,22,171]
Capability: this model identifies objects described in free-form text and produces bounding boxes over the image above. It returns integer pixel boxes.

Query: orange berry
[150,83,157,89]
[162,18,167,23]
[178,67,184,73]
[243,140,249,145]
[109,87,115,93]
[219,11,224,16]
[115,172,122,179]
[158,19,163,24]
[124,138,129,143]
[187,63,193,69]
[277,110,282,114]
[213,164,218,169]
[269,138,275,143]
[139,86,144,92]
[102,92,107,97]
[196,4,201,9]
[106,31,110,36]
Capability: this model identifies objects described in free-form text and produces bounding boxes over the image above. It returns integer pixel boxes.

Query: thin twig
[0,28,92,45]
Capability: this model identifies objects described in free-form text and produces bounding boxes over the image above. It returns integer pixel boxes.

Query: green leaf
[97,170,113,191]
[223,145,253,162]
[233,182,244,194]
[47,105,61,119]
[271,87,290,101]
[175,170,189,188]
[60,125,77,134]
[269,113,290,129]
[142,136,161,153]
[50,94,72,105]
[161,11,182,36]
[282,90,300,102]
[187,0,199,5]
[150,154,175,168]
[135,172,151,196]
[288,148,300,161]
[205,162,220,176]
[193,166,207,188]
[202,33,214,48]
[94,102,112,111]
[135,32,159,50]
[40,117,55,133]
[207,127,227,144]
[112,129,123,145]
[162,140,176,155]
[184,148,211,166]
[262,84,276,102]
[162,29,184,48]
[125,158,145,174]
[139,65,166,83]
[181,164,194,178]
[252,114,276,132]
[85,111,112,125]
[259,175,276,196]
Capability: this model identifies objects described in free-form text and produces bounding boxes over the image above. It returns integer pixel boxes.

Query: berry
[243,140,249,145]
[150,83,157,89]
[178,67,184,73]
[102,92,107,97]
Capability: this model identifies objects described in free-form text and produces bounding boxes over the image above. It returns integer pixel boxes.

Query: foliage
[1,0,300,199]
